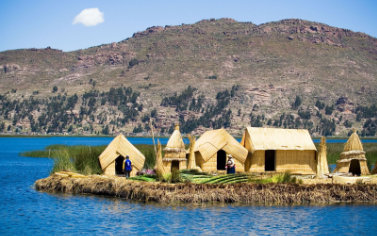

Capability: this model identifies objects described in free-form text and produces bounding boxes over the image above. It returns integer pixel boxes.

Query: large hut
[194,129,248,173]
[333,130,369,176]
[98,134,145,177]
[241,127,317,174]
[162,124,187,173]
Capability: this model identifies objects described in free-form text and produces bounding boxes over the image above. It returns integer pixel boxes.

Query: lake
[1,137,377,235]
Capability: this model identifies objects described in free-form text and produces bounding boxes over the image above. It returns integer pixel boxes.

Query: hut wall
[244,153,253,172]
[334,162,350,173]
[103,162,116,176]
[201,154,245,173]
[103,161,138,177]
[201,154,217,172]
[360,160,370,175]
[247,150,316,174]
[275,150,316,174]
[195,152,204,169]
[179,160,187,170]
[334,160,370,175]
[248,151,265,172]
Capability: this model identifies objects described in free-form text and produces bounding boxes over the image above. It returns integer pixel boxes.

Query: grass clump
[251,173,301,184]
[51,149,75,173]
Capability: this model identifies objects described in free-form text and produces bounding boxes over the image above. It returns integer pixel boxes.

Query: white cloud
[73,8,104,27]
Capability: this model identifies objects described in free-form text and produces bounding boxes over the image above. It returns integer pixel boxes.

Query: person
[226,154,235,174]
[124,155,132,178]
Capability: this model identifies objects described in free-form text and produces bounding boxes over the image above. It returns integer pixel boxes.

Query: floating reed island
[33,126,377,205]
[35,171,377,205]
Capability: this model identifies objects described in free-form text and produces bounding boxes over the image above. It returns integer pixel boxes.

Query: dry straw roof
[242,127,317,153]
[194,129,248,163]
[163,125,186,161]
[98,134,145,170]
[164,125,185,151]
[340,130,366,159]
[343,130,364,152]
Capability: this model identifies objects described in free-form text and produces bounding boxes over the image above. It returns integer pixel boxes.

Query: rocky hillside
[0,18,377,136]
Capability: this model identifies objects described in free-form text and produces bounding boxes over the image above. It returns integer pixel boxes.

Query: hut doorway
[265,150,275,171]
[115,155,125,175]
[217,150,226,170]
[349,159,361,176]
[171,160,180,172]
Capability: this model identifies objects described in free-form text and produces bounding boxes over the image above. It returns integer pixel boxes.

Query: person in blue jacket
[124,155,132,178]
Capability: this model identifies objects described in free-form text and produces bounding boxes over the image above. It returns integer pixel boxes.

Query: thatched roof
[343,130,364,152]
[241,127,317,153]
[163,124,186,161]
[194,129,248,163]
[339,130,366,161]
[98,134,145,170]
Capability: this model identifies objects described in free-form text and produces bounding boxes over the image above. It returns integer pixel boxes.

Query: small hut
[98,134,145,177]
[241,127,317,174]
[194,129,248,173]
[333,130,369,176]
[163,124,187,173]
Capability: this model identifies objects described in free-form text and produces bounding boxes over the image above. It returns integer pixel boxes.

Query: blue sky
[0,0,376,52]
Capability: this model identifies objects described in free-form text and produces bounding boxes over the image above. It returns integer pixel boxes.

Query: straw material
[194,129,248,163]
[163,125,186,161]
[343,130,364,152]
[241,127,317,153]
[334,130,370,175]
[317,137,330,178]
[156,141,169,176]
[241,127,317,175]
[98,134,145,175]
[187,135,197,169]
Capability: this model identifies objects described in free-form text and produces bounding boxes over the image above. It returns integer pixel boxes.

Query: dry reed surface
[35,172,377,205]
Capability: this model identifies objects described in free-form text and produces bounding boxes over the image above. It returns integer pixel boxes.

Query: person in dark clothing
[124,155,132,178]
[226,154,236,174]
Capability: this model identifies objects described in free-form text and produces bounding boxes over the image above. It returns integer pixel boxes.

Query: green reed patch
[20,144,159,175]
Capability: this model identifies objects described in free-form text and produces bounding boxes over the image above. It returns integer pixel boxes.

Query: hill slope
[1,18,377,136]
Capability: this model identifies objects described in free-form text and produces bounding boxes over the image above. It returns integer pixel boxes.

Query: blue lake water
[1,137,377,235]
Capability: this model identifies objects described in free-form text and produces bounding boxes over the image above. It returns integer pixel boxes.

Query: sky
[0,0,376,52]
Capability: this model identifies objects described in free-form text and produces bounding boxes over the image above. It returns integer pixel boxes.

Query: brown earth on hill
[1,18,377,136]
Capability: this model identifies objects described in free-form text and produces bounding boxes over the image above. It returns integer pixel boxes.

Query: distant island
[1,18,377,137]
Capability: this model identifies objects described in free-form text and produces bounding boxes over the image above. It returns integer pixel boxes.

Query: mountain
[1,18,377,136]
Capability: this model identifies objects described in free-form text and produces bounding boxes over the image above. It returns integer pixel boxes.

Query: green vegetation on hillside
[1,18,377,136]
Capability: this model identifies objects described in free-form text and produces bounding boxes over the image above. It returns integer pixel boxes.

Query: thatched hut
[194,129,248,173]
[163,124,187,173]
[241,127,317,174]
[333,130,369,176]
[98,134,145,177]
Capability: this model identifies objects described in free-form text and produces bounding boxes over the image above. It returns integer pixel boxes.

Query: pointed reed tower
[333,129,370,176]
[316,136,329,178]
[163,124,187,173]
[155,140,168,176]
[187,134,197,170]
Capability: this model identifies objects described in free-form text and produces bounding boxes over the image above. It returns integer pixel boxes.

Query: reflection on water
[1,137,377,235]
